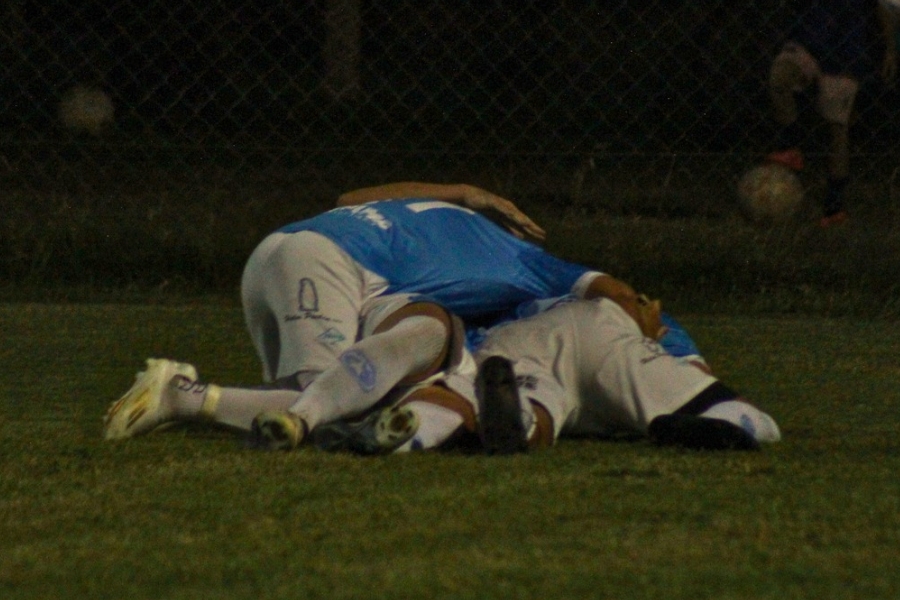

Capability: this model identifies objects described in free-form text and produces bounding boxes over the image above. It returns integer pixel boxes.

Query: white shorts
[475,298,717,440]
[242,231,417,382]
[241,230,476,410]
[774,42,859,125]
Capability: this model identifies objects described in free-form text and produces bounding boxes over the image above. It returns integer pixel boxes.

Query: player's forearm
[336,182,470,206]
[582,275,666,339]
[581,274,638,304]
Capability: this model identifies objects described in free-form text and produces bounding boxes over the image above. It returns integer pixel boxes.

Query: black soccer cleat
[648,414,761,451]
[475,355,529,455]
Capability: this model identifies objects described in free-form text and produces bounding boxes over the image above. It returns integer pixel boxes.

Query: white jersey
[475,298,717,440]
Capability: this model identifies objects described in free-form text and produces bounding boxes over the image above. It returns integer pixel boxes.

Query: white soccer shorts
[475,298,718,441]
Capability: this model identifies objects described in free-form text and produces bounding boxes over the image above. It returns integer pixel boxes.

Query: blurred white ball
[737,163,804,224]
[58,85,114,136]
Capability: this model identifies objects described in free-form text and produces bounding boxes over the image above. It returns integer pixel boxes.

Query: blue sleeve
[659,313,702,358]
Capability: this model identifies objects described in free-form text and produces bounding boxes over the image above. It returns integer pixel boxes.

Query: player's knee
[375,304,453,383]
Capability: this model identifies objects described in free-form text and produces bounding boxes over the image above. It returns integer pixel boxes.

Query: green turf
[2,303,900,599]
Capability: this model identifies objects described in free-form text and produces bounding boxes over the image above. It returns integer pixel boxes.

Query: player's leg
[647,381,782,451]
[307,312,480,454]
[473,308,577,453]
[101,359,305,441]
[817,74,858,226]
[311,383,475,454]
[560,298,779,450]
[103,232,367,442]
[252,297,454,450]
[767,42,818,171]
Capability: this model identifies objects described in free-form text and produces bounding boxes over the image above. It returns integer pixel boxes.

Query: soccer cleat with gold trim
[103,358,198,440]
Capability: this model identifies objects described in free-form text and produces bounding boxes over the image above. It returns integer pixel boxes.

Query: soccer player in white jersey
[103,182,650,452]
[475,296,781,452]
[349,295,781,454]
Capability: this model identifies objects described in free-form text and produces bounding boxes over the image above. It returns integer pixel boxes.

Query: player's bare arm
[581,274,667,340]
[336,182,547,241]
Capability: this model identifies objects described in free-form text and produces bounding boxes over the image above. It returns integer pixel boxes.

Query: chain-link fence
[2,1,899,287]
[4,1,899,197]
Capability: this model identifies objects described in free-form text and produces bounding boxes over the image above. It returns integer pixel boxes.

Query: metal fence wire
[2,1,899,212]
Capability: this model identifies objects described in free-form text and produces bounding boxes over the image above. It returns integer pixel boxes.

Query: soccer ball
[58,85,114,136]
[736,163,804,223]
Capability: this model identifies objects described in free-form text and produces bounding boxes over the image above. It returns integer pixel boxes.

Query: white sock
[394,401,464,452]
[290,315,447,428]
[700,400,782,443]
[169,380,301,432]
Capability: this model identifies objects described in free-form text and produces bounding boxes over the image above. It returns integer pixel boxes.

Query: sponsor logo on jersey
[339,204,392,230]
[340,349,377,392]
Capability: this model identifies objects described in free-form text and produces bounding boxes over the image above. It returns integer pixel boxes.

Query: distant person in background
[766,0,898,227]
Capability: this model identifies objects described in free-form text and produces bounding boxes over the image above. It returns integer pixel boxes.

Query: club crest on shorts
[340,349,377,392]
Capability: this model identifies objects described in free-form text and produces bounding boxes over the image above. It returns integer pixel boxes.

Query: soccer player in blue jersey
[103,182,652,452]
[766,0,897,227]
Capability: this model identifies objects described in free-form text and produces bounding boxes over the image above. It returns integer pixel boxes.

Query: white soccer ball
[736,163,804,223]
[58,85,114,136]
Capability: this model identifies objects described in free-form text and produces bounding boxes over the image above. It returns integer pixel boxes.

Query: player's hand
[461,185,547,241]
[634,294,668,341]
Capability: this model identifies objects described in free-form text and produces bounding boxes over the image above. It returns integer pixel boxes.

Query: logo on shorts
[639,339,669,364]
[340,349,377,392]
[284,278,338,323]
[298,278,318,312]
[317,327,346,346]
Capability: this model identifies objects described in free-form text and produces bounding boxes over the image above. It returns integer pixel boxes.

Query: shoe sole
[372,404,419,453]
[250,411,305,451]
[476,355,528,455]
[103,359,197,440]
[310,404,419,455]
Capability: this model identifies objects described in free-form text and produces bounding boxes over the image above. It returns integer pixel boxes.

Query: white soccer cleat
[103,358,198,440]
[249,411,308,451]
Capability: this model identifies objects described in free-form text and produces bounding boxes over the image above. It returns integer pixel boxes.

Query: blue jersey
[277,199,593,318]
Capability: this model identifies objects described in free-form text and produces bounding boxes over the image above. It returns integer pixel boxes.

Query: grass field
[3,302,900,599]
